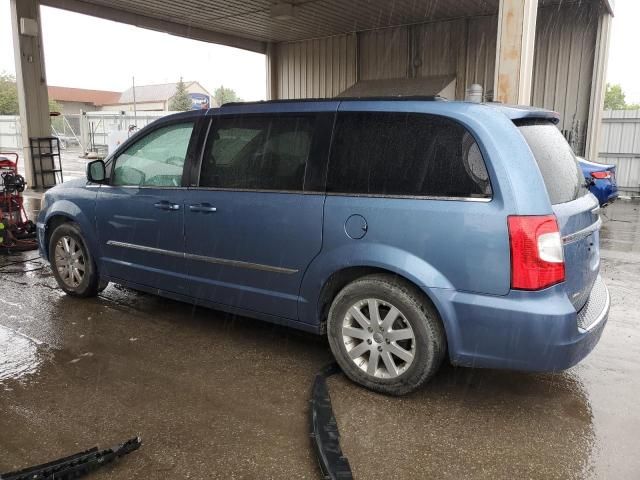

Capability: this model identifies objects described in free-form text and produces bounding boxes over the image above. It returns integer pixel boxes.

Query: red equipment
[0,152,37,251]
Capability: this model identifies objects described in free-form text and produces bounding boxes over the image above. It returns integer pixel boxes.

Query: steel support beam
[265,43,278,100]
[11,0,51,189]
[494,0,538,105]
[586,9,613,161]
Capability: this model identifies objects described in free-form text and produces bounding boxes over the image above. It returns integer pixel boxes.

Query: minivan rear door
[182,108,335,320]
[518,121,600,310]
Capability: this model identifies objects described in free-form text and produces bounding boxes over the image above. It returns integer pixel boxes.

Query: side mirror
[87,160,106,183]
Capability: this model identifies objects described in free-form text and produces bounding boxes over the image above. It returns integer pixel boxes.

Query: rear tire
[327,274,446,396]
[49,222,100,297]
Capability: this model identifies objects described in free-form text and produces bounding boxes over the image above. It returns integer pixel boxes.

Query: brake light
[508,215,565,290]
[591,171,610,180]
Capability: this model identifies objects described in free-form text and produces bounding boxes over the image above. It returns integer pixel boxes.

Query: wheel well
[44,215,73,257]
[317,266,442,335]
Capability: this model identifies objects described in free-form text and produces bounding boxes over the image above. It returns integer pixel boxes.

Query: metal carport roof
[39,0,615,54]
[41,0,504,52]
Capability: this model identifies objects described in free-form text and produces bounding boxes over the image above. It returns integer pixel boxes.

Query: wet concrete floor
[0,199,639,479]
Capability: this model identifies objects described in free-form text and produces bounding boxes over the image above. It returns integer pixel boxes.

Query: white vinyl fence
[83,111,172,155]
[0,111,175,155]
[600,110,640,196]
[0,115,21,149]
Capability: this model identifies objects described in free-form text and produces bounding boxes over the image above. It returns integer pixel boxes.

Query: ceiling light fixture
[270,2,296,20]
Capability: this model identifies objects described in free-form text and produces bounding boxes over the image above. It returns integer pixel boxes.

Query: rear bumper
[431,276,609,372]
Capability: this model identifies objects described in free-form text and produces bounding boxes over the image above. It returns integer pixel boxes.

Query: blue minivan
[37,99,609,395]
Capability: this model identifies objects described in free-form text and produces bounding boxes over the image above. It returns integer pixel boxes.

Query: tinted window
[200,115,315,191]
[518,121,586,204]
[112,122,193,187]
[327,112,491,198]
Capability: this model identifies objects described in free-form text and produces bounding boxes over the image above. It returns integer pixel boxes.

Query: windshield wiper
[0,437,141,480]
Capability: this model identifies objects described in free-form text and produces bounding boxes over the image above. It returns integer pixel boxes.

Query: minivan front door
[183,112,333,320]
[96,121,196,294]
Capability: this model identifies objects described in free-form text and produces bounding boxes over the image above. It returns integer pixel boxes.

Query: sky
[0,0,638,103]
[605,0,640,103]
[0,3,266,100]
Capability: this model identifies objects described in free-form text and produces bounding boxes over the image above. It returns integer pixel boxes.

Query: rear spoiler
[485,103,561,125]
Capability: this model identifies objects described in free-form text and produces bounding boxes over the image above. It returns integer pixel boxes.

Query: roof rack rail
[221,95,446,107]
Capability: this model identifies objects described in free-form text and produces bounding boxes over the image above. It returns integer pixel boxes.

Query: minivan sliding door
[182,112,334,320]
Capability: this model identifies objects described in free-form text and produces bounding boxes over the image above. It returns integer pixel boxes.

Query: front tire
[49,222,100,297]
[327,274,446,396]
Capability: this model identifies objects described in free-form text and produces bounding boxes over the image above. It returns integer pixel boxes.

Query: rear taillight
[591,171,611,180]
[508,215,565,290]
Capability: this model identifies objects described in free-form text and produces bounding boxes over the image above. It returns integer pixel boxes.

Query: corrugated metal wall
[600,110,640,195]
[413,19,466,79]
[275,34,357,99]
[465,15,498,100]
[531,3,599,156]
[276,16,499,101]
[358,27,409,80]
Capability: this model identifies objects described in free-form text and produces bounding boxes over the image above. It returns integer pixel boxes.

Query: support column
[265,42,278,100]
[585,9,613,161]
[494,0,538,105]
[10,0,50,188]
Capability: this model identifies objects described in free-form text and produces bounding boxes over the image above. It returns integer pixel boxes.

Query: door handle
[189,203,217,213]
[154,201,181,211]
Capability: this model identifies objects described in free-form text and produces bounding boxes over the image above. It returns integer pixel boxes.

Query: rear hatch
[518,120,601,311]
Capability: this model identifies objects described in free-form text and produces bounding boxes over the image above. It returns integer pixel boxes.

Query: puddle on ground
[0,325,47,383]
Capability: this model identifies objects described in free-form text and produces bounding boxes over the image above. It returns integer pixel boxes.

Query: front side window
[112,122,194,187]
[327,112,491,198]
[200,115,315,191]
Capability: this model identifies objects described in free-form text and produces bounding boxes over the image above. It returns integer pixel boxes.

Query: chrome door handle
[189,203,217,213]
[154,201,181,211]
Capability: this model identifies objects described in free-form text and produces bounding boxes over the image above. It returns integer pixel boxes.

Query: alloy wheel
[54,235,85,288]
[341,298,416,379]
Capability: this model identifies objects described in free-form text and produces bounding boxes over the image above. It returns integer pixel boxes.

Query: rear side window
[200,115,315,191]
[326,112,491,198]
[517,120,586,204]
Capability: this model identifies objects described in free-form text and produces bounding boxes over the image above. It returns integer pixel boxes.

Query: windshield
[517,120,587,204]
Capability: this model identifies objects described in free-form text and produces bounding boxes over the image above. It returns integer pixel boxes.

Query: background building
[48,82,212,113]
[47,86,120,114]
[101,81,212,112]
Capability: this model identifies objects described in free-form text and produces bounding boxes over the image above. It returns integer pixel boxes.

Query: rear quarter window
[327,112,492,199]
[517,120,587,205]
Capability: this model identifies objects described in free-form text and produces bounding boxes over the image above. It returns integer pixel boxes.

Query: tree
[0,72,62,115]
[168,78,193,111]
[0,72,19,115]
[214,85,241,106]
[604,84,626,110]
